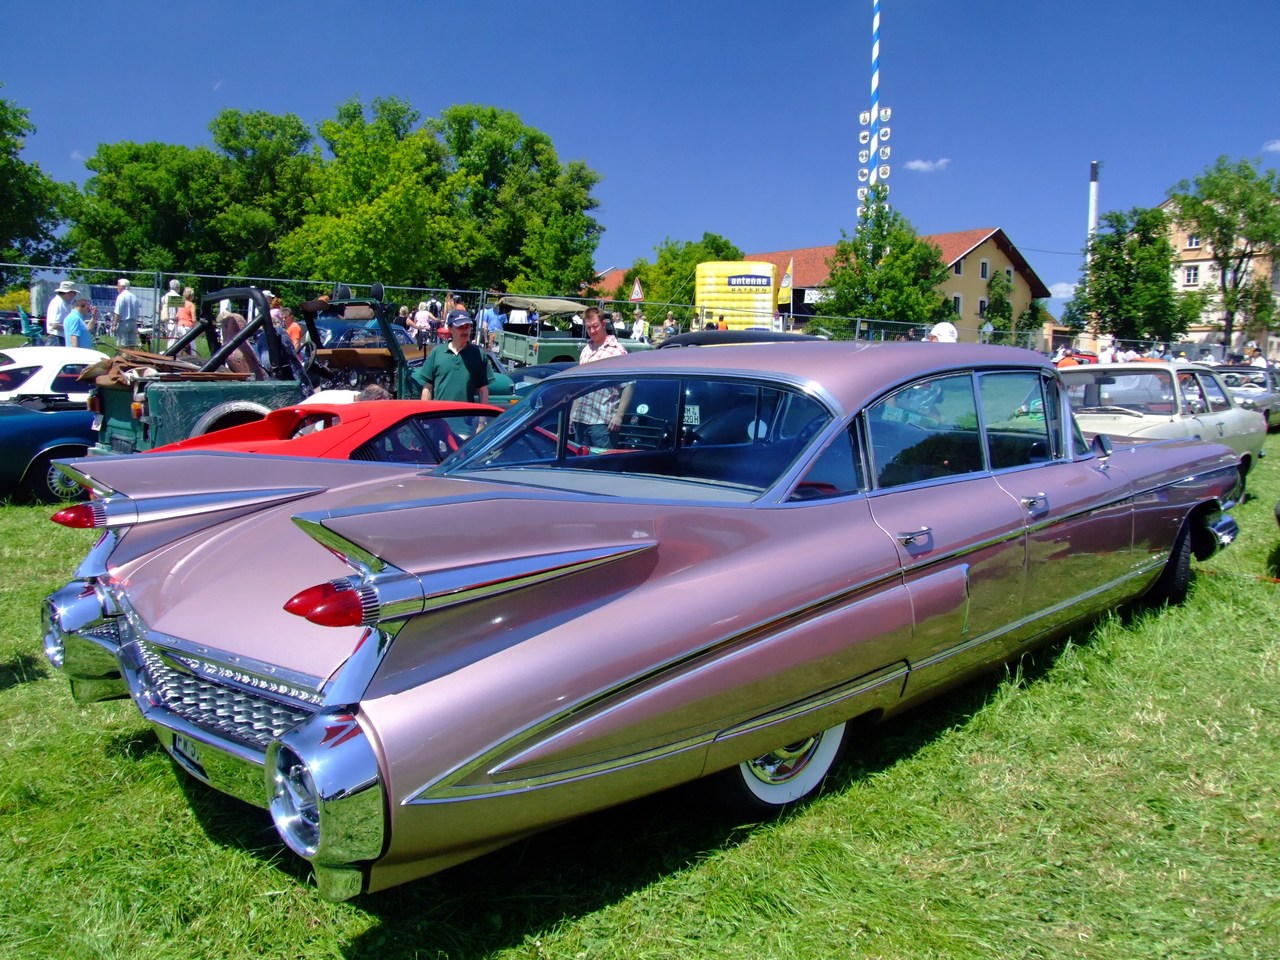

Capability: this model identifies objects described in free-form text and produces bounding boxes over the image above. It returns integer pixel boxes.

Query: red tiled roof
[746,227,1051,300]
[591,267,627,295]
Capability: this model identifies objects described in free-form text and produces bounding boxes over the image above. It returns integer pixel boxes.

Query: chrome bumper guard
[43,580,387,898]
[1208,512,1239,550]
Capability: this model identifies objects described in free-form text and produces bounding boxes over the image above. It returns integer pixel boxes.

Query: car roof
[555,341,1049,415]
[0,346,109,367]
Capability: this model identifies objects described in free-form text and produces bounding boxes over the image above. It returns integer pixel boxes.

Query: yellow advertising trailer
[694,261,778,330]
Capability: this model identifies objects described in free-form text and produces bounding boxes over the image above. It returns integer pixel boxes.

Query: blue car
[0,399,96,503]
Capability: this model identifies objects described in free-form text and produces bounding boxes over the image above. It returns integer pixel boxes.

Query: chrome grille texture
[137,643,313,750]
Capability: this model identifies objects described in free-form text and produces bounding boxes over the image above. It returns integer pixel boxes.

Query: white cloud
[70,149,85,162]
[1049,282,1076,299]
[212,79,224,91]
[1263,139,1280,153]
[904,158,951,173]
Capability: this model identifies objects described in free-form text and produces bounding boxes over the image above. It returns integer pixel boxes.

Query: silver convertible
[43,343,1240,899]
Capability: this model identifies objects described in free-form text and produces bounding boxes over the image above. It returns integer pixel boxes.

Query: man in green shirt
[413,311,493,403]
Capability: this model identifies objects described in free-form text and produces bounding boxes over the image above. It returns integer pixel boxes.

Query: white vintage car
[1060,362,1266,484]
[0,346,110,403]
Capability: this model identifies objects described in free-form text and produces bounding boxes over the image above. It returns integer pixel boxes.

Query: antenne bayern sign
[694,261,777,330]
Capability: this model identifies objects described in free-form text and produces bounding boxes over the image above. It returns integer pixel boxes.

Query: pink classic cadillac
[43,342,1240,899]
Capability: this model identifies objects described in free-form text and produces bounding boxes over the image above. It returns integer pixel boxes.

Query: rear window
[51,364,91,393]
[0,365,37,392]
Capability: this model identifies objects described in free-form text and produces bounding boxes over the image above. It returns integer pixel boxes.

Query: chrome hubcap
[745,735,821,785]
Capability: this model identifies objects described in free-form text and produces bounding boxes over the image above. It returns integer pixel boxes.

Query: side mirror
[1091,433,1112,459]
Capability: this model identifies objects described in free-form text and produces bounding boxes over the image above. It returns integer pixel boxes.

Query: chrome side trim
[910,560,1163,675]
[405,568,906,804]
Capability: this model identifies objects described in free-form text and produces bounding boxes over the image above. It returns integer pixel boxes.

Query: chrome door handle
[1021,493,1047,510]
[898,526,932,545]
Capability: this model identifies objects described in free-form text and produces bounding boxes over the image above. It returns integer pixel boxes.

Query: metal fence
[12,260,1040,347]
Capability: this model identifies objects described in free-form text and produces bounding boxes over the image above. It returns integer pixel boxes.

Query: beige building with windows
[746,227,1052,344]
[1159,198,1278,360]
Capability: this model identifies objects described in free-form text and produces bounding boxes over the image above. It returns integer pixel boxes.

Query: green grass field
[1,437,1277,959]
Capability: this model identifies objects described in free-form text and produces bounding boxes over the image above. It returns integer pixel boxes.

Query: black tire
[1146,522,1192,607]
[23,450,88,504]
[711,721,849,819]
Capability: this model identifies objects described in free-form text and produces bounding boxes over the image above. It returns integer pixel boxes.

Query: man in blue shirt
[63,299,95,349]
[479,302,504,350]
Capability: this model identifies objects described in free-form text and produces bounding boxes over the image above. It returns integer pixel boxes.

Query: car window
[1063,368,1177,416]
[1197,373,1231,413]
[50,363,91,394]
[979,371,1054,469]
[866,374,983,489]
[0,365,38,391]
[790,427,864,501]
[442,375,831,498]
[1177,372,1205,414]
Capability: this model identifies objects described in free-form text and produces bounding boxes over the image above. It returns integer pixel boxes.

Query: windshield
[438,374,832,501]
[1060,368,1177,416]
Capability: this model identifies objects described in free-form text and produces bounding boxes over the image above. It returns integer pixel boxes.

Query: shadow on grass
[333,627,1100,960]
[0,651,48,692]
[129,619,1101,959]
[101,728,166,761]
[1267,540,1280,579]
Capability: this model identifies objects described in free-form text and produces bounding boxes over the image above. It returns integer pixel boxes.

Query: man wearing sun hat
[412,310,493,403]
[44,280,77,345]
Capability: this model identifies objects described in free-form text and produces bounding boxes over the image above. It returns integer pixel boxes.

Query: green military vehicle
[90,283,423,455]
[495,295,654,367]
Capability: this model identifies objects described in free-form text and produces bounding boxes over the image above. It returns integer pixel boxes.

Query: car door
[862,372,1029,700]
[983,371,1135,637]
[1186,369,1261,458]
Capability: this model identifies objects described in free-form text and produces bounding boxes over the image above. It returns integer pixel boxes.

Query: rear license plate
[109,435,135,454]
[172,733,202,768]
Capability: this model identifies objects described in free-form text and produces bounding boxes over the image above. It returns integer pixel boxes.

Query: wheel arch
[189,400,273,437]
[20,442,89,484]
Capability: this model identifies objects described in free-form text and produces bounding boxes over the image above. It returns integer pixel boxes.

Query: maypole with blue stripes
[869,0,881,190]
[857,0,891,219]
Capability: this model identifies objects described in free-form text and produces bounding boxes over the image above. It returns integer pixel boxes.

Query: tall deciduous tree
[816,185,952,338]
[431,104,602,294]
[0,91,66,285]
[984,269,1014,335]
[1067,206,1195,344]
[276,97,459,287]
[1168,156,1280,348]
[819,186,952,337]
[69,108,318,277]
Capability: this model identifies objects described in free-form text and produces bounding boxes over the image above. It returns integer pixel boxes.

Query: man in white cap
[927,319,959,343]
[113,278,142,347]
[44,280,77,345]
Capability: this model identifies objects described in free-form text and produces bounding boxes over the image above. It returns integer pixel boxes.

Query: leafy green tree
[1067,206,1190,343]
[1168,156,1280,347]
[816,185,952,339]
[69,108,318,277]
[430,104,603,294]
[207,109,319,276]
[611,233,743,310]
[276,97,459,287]
[0,90,67,285]
[984,269,1014,334]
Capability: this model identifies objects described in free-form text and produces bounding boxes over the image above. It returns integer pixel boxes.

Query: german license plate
[172,733,202,768]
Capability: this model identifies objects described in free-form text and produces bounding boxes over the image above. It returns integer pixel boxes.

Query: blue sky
[7,0,1279,316]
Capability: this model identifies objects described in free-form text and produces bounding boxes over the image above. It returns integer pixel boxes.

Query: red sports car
[149,399,502,465]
